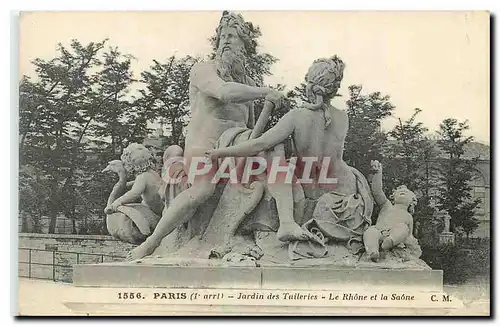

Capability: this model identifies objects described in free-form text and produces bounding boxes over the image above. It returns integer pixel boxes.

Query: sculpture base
[66,263,472,315]
[74,262,443,292]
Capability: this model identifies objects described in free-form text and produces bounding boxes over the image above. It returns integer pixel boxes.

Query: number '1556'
[118,292,144,299]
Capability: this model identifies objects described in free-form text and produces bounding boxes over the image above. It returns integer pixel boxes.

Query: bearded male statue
[126,11,297,261]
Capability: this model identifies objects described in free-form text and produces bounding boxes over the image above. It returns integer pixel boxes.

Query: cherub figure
[363,160,418,262]
[109,143,165,217]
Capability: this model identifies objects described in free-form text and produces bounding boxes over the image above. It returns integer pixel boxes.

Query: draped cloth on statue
[212,126,307,234]
[202,127,269,245]
[288,167,374,260]
[152,126,264,258]
[216,127,253,155]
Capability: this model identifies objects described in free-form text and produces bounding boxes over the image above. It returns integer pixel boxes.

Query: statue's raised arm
[370,160,390,207]
[190,62,277,104]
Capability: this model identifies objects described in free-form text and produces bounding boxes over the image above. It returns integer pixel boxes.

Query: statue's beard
[216,46,247,84]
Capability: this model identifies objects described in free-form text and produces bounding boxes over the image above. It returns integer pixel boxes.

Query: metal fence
[18,247,125,282]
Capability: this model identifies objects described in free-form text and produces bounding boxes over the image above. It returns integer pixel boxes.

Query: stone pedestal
[439,232,455,245]
[73,262,443,291]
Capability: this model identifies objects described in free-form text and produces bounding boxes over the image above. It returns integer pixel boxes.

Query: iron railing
[18,247,125,282]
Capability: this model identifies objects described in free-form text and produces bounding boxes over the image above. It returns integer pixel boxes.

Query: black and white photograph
[15,10,490,316]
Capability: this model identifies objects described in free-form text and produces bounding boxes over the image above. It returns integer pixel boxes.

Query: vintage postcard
[16,11,490,316]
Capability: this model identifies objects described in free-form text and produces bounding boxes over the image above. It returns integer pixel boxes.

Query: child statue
[109,143,165,217]
[102,143,165,244]
[363,160,421,262]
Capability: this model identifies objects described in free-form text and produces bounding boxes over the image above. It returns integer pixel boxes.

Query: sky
[18,11,490,143]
